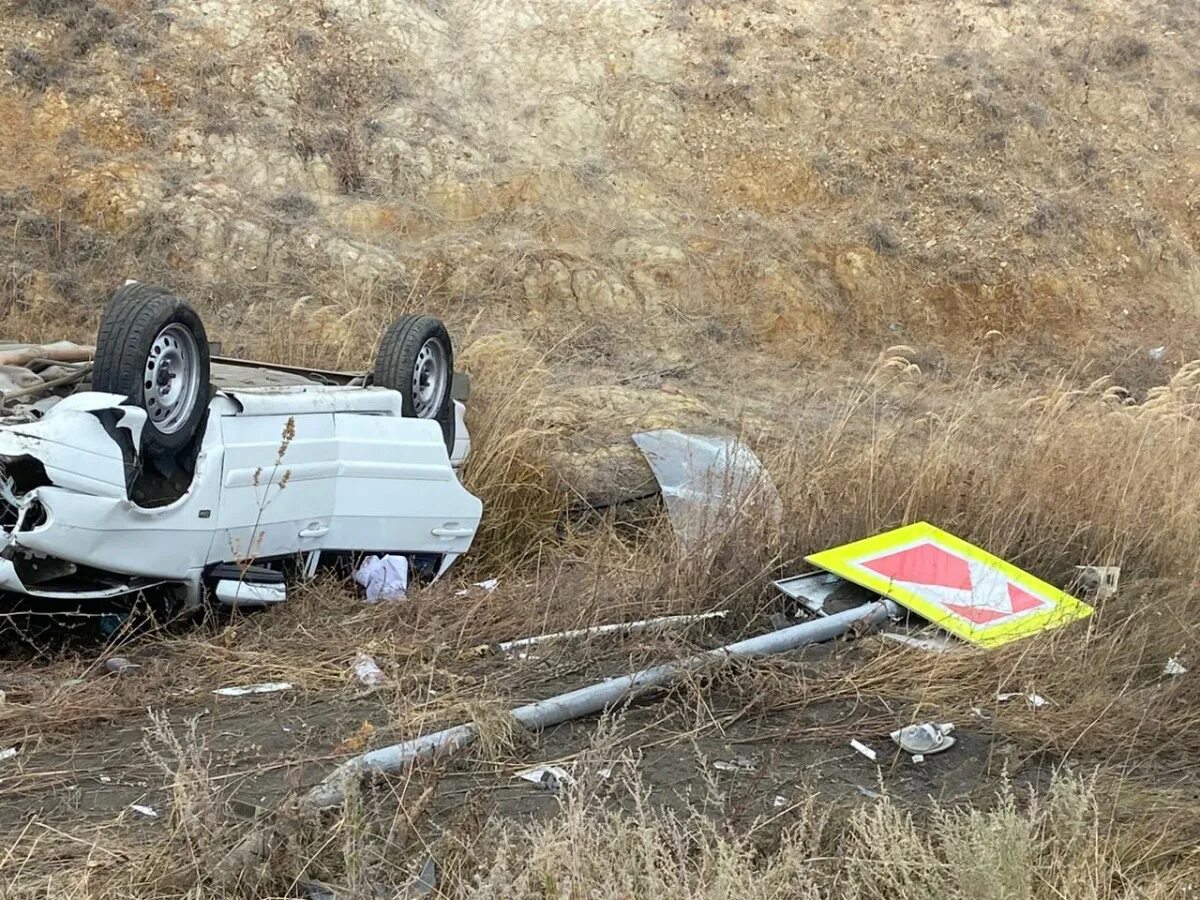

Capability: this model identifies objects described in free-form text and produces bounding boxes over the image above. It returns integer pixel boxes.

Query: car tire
[373,314,455,453]
[93,283,211,457]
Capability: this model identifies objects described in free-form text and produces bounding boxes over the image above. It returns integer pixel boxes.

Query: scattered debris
[516,765,574,792]
[1075,565,1120,601]
[402,857,438,899]
[1149,346,1166,361]
[355,554,409,602]
[807,522,1093,647]
[213,682,293,697]
[712,755,758,773]
[850,739,878,761]
[332,720,376,756]
[129,804,158,818]
[455,577,500,597]
[297,878,335,900]
[483,611,728,656]
[856,785,881,799]
[352,653,386,687]
[0,747,17,762]
[1164,657,1188,677]
[632,429,782,550]
[890,722,956,757]
[103,657,141,674]
[773,795,787,808]
[879,629,961,653]
[997,691,1050,709]
[308,602,896,808]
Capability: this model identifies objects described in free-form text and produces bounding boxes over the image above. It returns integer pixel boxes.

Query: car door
[322,410,483,556]
[209,410,338,565]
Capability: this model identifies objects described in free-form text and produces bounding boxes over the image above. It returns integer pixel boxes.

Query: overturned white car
[0,283,482,611]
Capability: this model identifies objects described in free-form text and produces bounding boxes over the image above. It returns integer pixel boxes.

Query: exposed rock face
[0,0,1197,352]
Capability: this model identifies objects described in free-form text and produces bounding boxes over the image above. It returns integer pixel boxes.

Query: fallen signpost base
[306,600,896,808]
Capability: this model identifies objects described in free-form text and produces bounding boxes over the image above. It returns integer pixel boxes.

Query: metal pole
[307,601,894,808]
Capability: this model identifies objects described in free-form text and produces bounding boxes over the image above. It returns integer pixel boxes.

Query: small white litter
[1164,657,1188,677]
[354,554,409,602]
[997,691,1049,709]
[130,804,158,818]
[104,657,141,674]
[890,722,956,756]
[352,653,386,687]
[213,682,293,697]
[516,765,574,792]
[1149,346,1166,361]
[773,795,787,808]
[712,755,757,773]
[0,747,17,762]
[850,739,877,761]
[455,577,500,598]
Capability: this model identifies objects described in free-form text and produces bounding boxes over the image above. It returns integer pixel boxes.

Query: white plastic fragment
[490,611,727,655]
[632,429,782,551]
[354,554,408,602]
[213,682,293,697]
[130,804,158,818]
[1164,657,1188,677]
[1074,565,1121,601]
[773,795,787,808]
[912,754,925,764]
[890,722,956,756]
[104,657,141,674]
[1149,346,1166,361]
[516,765,574,791]
[850,739,877,761]
[352,653,386,687]
[712,756,757,773]
[0,747,17,761]
[455,577,499,598]
[997,691,1049,709]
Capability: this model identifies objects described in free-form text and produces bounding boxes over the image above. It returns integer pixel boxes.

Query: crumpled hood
[0,393,145,499]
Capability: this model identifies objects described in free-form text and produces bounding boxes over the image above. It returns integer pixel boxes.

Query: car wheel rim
[144,323,202,434]
[411,337,448,419]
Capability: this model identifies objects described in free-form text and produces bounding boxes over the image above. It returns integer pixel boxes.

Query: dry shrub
[458,767,1184,898]
[456,333,566,572]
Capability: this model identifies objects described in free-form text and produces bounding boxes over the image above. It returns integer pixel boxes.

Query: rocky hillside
[1,0,1198,365]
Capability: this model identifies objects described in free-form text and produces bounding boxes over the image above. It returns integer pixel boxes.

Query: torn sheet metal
[806,522,1093,648]
[774,572,843,615]
[632,430,781,550]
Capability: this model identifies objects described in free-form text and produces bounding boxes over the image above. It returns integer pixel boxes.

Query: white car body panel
[0,386,480,605]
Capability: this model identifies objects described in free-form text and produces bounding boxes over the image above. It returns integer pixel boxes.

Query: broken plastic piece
[997,691,1049,709]
[712,755,757,773]
[632,430,782,551]
[1075,565,1120,601]
[1164,657,1188,677]
[352,653,386,687]
[104,656,141,674]
[130,804,158,818]
[213,682,293,697]
[807,522,1094,647]
[355,554,409,602]
[850,739,877,761]
[516,765,574,792]
[455,577,499,597]
[0,747,16,761]
[890,722,956,756]
[773,795,787,808]
[215,579,287,607]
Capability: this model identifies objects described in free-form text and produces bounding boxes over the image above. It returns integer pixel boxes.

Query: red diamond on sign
[862,543,973,591]
[856,540,1050,626]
